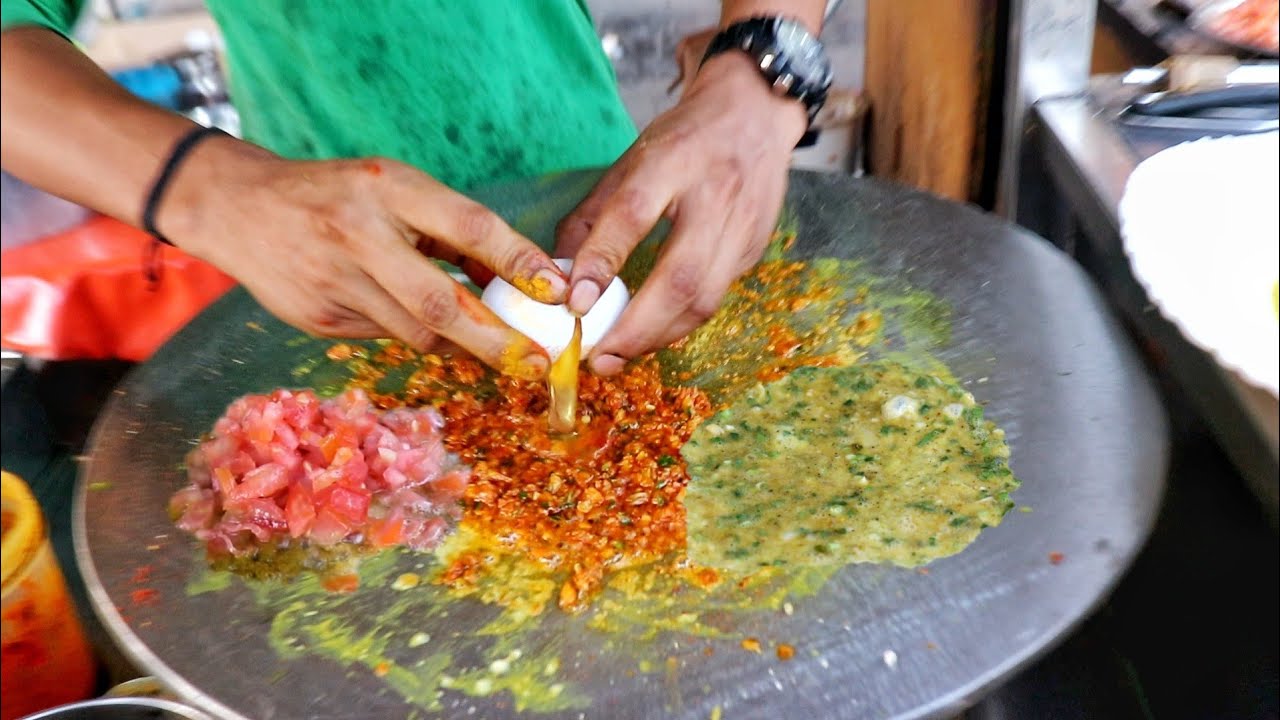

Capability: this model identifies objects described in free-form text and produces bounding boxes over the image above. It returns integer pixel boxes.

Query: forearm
[0,26,263,235]
[720,0,827,32]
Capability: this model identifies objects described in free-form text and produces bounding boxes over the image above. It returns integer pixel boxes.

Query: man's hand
[165,144,566,381]
[2,27,566,381]
[556,51,807,376]
[668,27,717,98]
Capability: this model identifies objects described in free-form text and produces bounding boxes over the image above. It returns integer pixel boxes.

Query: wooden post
[863,0,998,204]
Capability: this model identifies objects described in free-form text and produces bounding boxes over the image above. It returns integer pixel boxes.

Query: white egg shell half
[480,258,629,361]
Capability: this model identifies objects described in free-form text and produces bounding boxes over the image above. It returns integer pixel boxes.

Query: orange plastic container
[1,470,97,720]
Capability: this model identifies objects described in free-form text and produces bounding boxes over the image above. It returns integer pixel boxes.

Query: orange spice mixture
[324,252,882,612]
[433,357,712,610]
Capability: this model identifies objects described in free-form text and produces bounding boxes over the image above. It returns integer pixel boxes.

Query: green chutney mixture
[683,361,1017,573]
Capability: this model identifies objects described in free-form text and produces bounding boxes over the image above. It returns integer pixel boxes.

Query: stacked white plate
[1119,131,1279,397]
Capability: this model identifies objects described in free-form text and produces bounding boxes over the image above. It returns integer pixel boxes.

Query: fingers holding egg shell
[481,259,630,362]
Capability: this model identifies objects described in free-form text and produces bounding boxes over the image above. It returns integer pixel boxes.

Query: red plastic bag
[1,215,236,362]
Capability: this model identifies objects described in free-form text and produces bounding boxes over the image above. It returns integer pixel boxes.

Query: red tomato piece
[309,508,353,546]
[325,485,371,526]
[228,464,289,501]
[366,508,407,548]
[213,466,236,498]
[285,485,316,538]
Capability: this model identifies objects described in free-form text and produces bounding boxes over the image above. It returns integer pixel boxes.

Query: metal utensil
[75,169,1167,720]
[18,697,212,720]
[1115,58,1279,131]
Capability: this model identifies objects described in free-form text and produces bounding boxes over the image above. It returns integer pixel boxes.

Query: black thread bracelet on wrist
[142,125,227,246]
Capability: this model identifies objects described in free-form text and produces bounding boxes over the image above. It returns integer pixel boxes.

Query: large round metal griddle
[76,170,1168,720]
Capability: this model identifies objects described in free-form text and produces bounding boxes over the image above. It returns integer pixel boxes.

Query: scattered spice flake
[776,643,796,661]
[926,642,938,650]
[1049,552,1065,565]
[691,567,721,589]
[131,565,152,584]
[373,661,391,677]
[129,588,159,606]
[326,343,355,361]
[916,567,931,575]
[703,646,715,657]
[1019,506,1034,513]
[245,321,265,332]
[740,637,762,654]
[374,342,415,367]
[322,573,360,593]
[391,572,420,590]
[659,257,879,403]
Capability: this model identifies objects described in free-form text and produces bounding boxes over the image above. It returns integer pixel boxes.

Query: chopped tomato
[321,573,359,593]
[228,464,288,501]
[213,466,236,498]
[431,470,469,498]
[309,508,353,546]
[246,421,274,445]
[311,467,342,493]
[320,433,344,464]
[285,485,316,538]
[325,486,371,525]
[367,509,407,548]
[228,498,287,529]
[172,388,465,559]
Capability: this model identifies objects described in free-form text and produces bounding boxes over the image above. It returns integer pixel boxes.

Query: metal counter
[1022,88,1279,522]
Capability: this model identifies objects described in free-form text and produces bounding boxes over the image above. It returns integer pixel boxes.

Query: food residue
[682,361,1018,572]
[129,588,159,606]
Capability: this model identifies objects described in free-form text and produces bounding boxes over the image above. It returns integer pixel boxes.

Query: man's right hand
[1,26,564,381]
[162,145,567,380]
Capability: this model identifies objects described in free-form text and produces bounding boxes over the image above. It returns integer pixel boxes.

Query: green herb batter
[682,361,1018,572]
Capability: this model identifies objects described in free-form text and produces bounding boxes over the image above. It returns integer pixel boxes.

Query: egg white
[480,258,629,361]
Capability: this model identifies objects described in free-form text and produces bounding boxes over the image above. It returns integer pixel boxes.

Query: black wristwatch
[700,16,834,148]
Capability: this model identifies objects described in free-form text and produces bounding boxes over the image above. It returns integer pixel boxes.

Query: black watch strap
[700,17,831,149]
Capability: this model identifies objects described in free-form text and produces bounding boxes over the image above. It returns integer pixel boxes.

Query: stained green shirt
[2,1,637,191]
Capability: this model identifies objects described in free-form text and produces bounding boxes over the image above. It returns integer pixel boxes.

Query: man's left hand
[556,51,807,376]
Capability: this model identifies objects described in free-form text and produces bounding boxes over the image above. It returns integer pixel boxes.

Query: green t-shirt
[2,1,637,191]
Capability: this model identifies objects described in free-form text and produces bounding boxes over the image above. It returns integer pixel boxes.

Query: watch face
[774,19,834,91]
